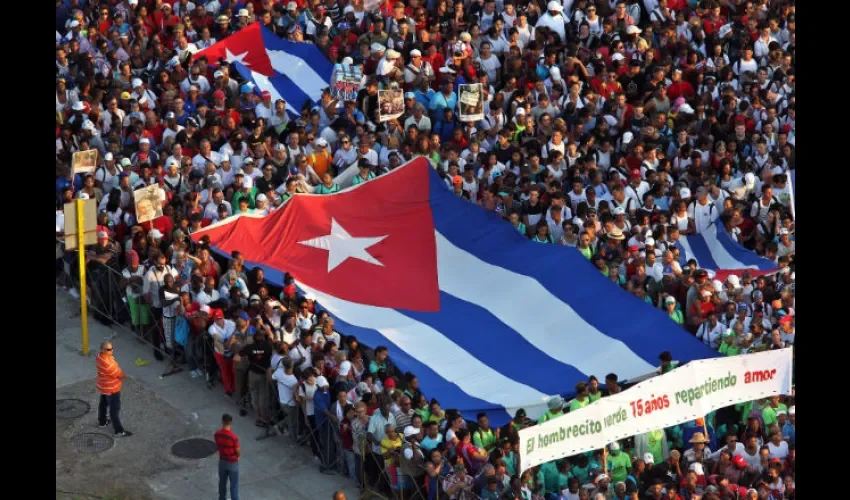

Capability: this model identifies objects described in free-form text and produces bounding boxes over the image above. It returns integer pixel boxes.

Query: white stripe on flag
[701,226,755,271]
[248,70,300,116]
[434,232,656,379]
[297,282,551,419]
[267,49,329,102]
[677,237,697,264]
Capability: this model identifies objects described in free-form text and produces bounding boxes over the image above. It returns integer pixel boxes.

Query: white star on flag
[224,48,251,66]
[299,218,388,273]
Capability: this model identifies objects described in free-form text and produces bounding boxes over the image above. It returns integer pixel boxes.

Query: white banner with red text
[518,348,793,471]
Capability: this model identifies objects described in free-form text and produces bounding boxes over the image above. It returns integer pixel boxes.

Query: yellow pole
[76,198,89,355]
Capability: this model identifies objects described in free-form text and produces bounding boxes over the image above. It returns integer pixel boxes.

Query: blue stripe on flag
[260,28,336,82]
[713,224,776,271]
[206,249,514,425]
[426,171,717,373]
[401,292,586,397]
[682,231,720,270]
[230,61,314,118]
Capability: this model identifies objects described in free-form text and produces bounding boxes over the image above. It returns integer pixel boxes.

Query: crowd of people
[55,0,795,498]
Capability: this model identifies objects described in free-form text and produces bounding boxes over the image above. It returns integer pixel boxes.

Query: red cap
[732,455,746,468]
[384,378,396,388]
[283,283,297,298]
[138,152,148,160]
[261,90,272,100]
[213,89,226,100]
[211,309,224,320]
[630,169,641,179]
[628,245,639,252]
[778,315,792,324]
[781,124,792,134]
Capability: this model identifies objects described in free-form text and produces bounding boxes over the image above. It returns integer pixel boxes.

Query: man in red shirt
[214,413,241,500]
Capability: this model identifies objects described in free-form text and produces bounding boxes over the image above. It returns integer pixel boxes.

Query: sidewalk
[56,289,357,500]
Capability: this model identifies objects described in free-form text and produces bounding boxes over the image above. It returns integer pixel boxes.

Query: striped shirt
[214,428,240,463]
[96,353,123,395]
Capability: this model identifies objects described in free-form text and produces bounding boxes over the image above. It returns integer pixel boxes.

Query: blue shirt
[428,91,457,116]
[314,389,332,427]
[782,422,795,445]
[414,88,434,108]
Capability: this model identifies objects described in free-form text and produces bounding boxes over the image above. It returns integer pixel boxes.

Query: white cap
[149,228,164,240]
[611,53,625,62]
[547,0,562,12]
[679,103,695,114]
[788,406,795,415]
[131,78,143,88]
[370,43,386,53]
[69,20,80,28]
[608,441,620,451]
[316,376,330,388]
[549,67,561,81]
[344,5,355,13]
[104,152,114,161]
[612,206,625,216]
[242,176,253,188]
[339,360,352,376]
[515,107,526,116]
[304,292,317,301]
[220,153,230,162]
[626,25,642,35]
[727,275,740,288]
[316,137,329,147]
[680,187,692,199]
[287,1,297,10]
[78,192,90,200]
[410,49,422,57]
[214,70,224,79]
[643,453,655,465]
[645,237,655,246]
[342,56,354,65]
[72,101,86,111]
[386,49,401,60]
[128,0,138,4]
[621,131,634,146]
[82,120,96,131]
[403,426,419,438]
[238,8,250,17]
[690,462,704,476]
[256,193,267,202]
[139,137,150,145]
[712,280,723,292]
[744,172,755,188]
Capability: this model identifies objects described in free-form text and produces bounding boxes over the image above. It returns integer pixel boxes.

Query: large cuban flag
[674,224,778,281]
[192,24,334,118]
[192,158,717,425]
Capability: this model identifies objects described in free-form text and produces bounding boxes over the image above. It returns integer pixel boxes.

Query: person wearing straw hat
[683,431,712,467]
[537,396,565,424]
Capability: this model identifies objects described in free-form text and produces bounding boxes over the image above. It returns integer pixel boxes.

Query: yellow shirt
[381,435,403,466]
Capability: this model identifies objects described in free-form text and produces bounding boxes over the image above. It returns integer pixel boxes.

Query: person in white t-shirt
[687,187,719,234]
[272,357,299,437]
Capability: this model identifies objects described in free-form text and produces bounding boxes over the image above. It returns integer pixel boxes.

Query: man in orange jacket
[96,341,132,437]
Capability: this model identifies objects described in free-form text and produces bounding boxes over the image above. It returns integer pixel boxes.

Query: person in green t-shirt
[555,460,573,492]
[606,441,632,484]
[718,331,741,356]
[538,397,565,424]
[588,376,603,403]
[664,295,684,324]
[659,351,678,374]
[761,396,788,427]
[472,412,499,453]
[569,382,590,412]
